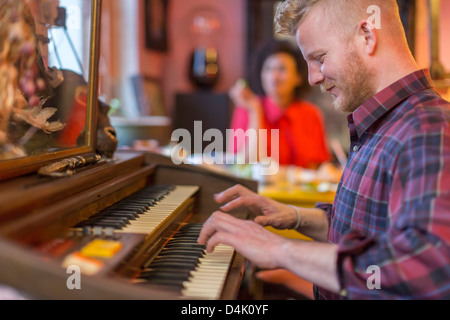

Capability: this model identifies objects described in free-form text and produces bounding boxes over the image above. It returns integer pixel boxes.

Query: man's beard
[321,50,375,113]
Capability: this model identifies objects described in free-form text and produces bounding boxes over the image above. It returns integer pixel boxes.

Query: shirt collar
[262,96,288,123]
[350,69,434,138]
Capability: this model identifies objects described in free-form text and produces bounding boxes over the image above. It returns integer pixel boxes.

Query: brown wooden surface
[0,236,177,300]
[0,153,155,244]
[221,253,247,300]
[0,152,147,225]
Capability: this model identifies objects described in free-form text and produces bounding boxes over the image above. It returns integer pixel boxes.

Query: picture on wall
[132,75,166,116]
[144,0,168,52]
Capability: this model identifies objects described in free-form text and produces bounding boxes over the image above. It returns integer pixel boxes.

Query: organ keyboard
[68,184,235,299]
[0,151,258,300]
[135,223,235,300]
[74,185,199,237]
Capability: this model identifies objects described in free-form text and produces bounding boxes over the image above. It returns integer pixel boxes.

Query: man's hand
[214,184,298,230]
[197,211,341,294]
[197,211,286,270]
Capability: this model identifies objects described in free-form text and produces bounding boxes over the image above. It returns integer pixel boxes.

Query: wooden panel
[0,152,146,224]
[0,152,156,244]
[0,165,155,244]
[0,236,176,300]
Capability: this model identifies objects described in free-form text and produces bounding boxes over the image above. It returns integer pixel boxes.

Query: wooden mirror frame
[0,0,102,181]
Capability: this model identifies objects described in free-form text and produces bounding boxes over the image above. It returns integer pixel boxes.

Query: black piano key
[174,230,202,235]
[162,244,203,249]
[170,234,201,240]
[98,212,137,220]
[153,256,202,263]
[160,247,205,253]
[96,219,128,226]
[125,194,160,200]
[134,222,210,292]
[164,243,206,249]
[159,250,204,258]
[95,216,130,223]
[88,217,129,227]
[148,261,198,269]
[143,278,185,289]
[140,270,192,281]
[106,205,147,213]
[155,255,204,263]
[153,252,202,262]
[152,256,200,263]
[118,205,151,211]
[142,254,199,269]
[179,224,203,231]
[174,230,201,234]
[114,200,153,207]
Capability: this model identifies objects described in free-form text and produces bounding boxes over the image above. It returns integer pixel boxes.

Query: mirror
[0,0,101,179]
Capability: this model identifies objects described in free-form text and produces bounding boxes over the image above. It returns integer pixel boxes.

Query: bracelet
[289,205,301,230]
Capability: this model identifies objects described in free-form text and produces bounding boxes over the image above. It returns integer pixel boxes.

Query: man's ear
[358,20,377,56]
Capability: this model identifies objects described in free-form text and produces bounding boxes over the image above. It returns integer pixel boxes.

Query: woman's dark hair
[249,38,310,99]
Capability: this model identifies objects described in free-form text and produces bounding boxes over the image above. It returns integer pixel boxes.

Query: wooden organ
[0,151,257,299]
[0,0,257,300]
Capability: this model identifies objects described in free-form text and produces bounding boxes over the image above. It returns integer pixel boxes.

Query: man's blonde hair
[275,0,322,36]
[275,0,405,42]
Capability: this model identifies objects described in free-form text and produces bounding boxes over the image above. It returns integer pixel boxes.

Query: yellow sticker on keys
[81,239,123,258]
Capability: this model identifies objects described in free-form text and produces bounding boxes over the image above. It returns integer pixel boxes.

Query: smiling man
[198,0,450,300]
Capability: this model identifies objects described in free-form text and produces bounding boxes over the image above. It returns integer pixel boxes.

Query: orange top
[230,97,331,168]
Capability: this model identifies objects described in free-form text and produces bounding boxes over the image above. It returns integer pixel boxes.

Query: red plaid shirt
[315,70,450,300]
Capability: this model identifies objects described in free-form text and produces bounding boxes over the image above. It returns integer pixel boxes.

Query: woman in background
[229,39,330,169]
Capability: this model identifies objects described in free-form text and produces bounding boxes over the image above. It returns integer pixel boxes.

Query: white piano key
[181,244,235,300]
[116,186,199,235]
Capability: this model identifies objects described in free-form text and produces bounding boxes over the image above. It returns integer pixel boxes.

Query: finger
[254,214,286,229]
[254,215,280,228]
[254,215,271,227]
[204,231,237,253]
[204,220,258,254]
[214,184,254,204]
[214,185,240,203]
[197,211,242,245]
[219,196,258,212]
[197,212,222,245]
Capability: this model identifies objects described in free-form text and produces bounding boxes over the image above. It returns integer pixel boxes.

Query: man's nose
[308,66,325,87]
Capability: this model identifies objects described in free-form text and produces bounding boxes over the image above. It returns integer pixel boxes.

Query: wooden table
[259,184,336,208]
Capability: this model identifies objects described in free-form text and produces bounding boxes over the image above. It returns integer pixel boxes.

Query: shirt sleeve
[336,122,450,299]
[315,202,333,225]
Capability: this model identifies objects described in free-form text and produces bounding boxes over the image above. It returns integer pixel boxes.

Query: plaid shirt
[315,70,450,300]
